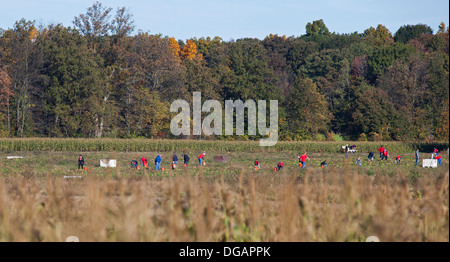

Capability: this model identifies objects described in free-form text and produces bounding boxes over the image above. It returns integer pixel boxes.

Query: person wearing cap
[432,148,439,159]
[198,153,205,166]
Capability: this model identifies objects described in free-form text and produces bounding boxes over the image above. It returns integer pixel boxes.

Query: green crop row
[0,138,448,153]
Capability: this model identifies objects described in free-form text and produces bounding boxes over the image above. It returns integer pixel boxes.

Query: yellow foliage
[169,38,203,61]
[180,39,203,61]
[168,37,181,61]
[29,27,39,42]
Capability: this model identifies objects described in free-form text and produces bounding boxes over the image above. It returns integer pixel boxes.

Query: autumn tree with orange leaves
[169,38,203,61]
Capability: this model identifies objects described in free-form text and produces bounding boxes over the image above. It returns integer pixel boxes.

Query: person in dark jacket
[182,154,190,166]
[131,160,139,169]
[368,152,374,161]
[277,162,284,171]
[78,155,85,169]
[173,153,178,165]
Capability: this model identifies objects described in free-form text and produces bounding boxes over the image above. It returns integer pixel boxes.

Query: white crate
[422,159,437,168]
[100,159,117,168]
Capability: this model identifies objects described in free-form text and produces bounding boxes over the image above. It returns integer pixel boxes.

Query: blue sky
[1,0,449,41]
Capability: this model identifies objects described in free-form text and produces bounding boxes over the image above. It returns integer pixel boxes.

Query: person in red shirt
[432,148,439,158]
[277,162,284,171]
[254,160,260,169]
[383,149,389,161]
[378,145,385,160]
[395,155,401,164]
[140,157,148,168]
[298,152,310,169]
[198,153,205,166]
[434,155,442,166]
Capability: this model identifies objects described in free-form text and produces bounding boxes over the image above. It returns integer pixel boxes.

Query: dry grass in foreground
[0,168,448,242]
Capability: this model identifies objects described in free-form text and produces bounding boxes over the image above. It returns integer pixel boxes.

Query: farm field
[0,139,448,242]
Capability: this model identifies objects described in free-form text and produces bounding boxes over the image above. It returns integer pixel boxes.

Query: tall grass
[0,138,448,153]
[0,168,448,241]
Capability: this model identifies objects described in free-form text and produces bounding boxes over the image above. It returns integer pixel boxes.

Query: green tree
[305,19,330,37]
[285,77,331,139]
[394,24,433,44]
[37,24,103,137]
[363,24,394,46]
[223,38,278,101]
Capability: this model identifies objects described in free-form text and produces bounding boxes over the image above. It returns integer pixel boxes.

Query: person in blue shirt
[155,154,162,170]
[415,149,420,166]
[356,158,362,166]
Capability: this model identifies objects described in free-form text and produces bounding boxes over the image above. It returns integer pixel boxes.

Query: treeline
[0,1,448,141]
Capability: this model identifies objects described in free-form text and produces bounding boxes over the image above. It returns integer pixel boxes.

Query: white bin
[422,159,437,168]
[100,159,117,168]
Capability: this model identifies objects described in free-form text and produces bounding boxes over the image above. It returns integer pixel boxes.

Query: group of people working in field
[77,145,444,171]
[255,152,325,171]
[365,146,442,167]
[130,152,206,170]
[257,146,444,172]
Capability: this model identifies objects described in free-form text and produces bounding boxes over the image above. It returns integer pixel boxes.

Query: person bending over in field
[78,155,85,169]
[298,152,310,169]
[434,155,442,166]
[131,160,138,169]
[173,153,178,165]
[277,162,284,171]
[356,158,362,166]
[368,152,374,161]
[321,160,327,168]
[255,160,260,169]
[140,157,148,168]
[182,154,190,166]
[172,153,178,169]
[198,153,205,166]
[395,155,401,164]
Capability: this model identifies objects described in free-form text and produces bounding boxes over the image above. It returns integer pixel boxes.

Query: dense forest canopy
[0,2,448,141]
